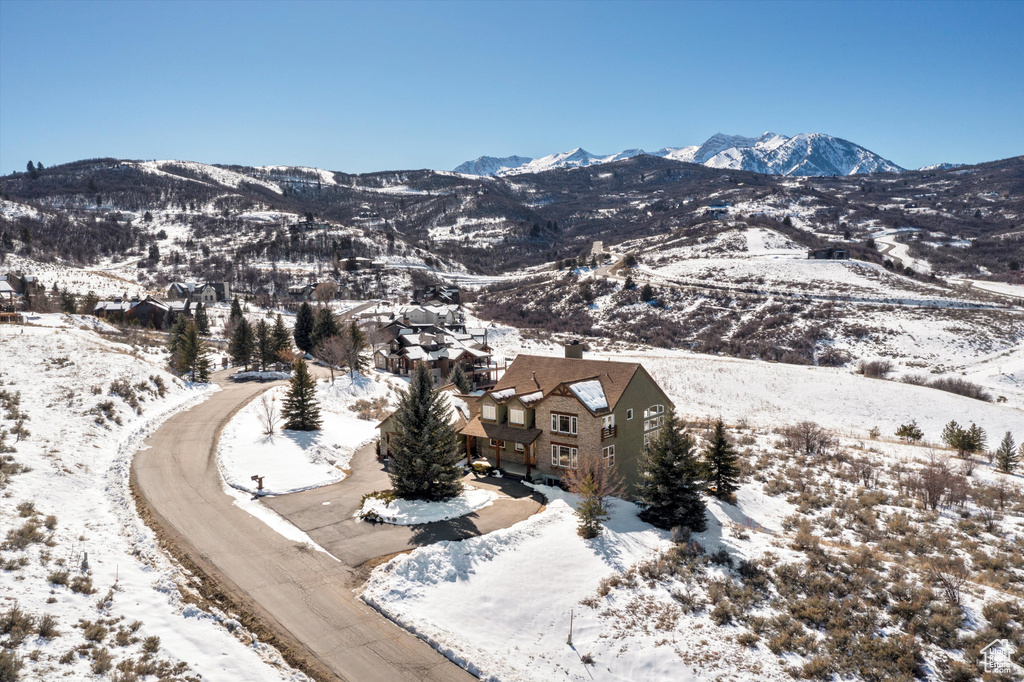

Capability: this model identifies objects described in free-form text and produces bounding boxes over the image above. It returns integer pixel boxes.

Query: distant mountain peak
[454,132,903,177]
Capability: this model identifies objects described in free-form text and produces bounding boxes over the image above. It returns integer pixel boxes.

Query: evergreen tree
[941,420,962,449]
[636,410,706,531]
[167,315,190,371]
[282,358,321,431]
[271,313,291,357]
[640,283,655,302]
[623,275,636,290]
[311,306,339,350]
[387,363,463,501]
[228,298,244,326]
[703,419,740,501]
[178,321,211,382]
[229,317,255,370]
[575,473,609,539]
[995,432,1018,474]
[27,161,38,180]
[59,288,77,314]
[344,321,367,376]
[895,420,924,442]
[80,290,99,316]
[193,303,210,336]
[293,301,314,354]
[254,319,274,371]
[448,364,473,393]
[967,423,987,454]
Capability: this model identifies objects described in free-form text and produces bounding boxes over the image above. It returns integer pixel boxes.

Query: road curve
[131,372,475,682]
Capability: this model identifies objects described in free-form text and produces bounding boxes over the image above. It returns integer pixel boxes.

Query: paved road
[266,449,544,568]
[132,372,476,682]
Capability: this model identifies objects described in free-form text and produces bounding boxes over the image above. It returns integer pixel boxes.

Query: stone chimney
[564,340,583,359]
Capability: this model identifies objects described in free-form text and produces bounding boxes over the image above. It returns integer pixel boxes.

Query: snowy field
[0,315,305,680]
[363,484,795,682]
[3,254,149,299]
[218,374,395,495]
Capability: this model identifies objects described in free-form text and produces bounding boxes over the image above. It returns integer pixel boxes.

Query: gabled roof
[0,281,14,294]
[489,354,652,413]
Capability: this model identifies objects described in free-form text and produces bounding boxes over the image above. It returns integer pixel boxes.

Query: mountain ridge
[456,131,904,178]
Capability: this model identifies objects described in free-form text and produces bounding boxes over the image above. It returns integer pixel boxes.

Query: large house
[94,295,195,328]
[166,281,230,304]
[459,345,674,492]
[374,325,500,389]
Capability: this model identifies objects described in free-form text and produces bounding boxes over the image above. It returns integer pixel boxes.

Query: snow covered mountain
[453,155,534,176]
[456,132,904,177]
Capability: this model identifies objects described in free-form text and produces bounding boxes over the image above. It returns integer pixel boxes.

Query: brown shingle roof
[461,416,542,444]
[492,355,642,411]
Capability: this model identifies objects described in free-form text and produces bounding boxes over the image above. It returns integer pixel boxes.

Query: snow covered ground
[218,373,396,495]
[0,315,305,681]
[362,483,799,682]
[357,487,498,525]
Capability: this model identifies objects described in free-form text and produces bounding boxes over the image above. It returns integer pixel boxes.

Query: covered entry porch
[460,416,542,479]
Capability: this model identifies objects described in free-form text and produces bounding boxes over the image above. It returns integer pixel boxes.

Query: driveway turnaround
[265,447,545,568]
[132,373,475,682]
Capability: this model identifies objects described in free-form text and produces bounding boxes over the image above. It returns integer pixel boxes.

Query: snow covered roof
[519,391,544,405]
[403,346,428,361]
[0,281,14,294]
[489,388,516,402]
[568,380,609,412]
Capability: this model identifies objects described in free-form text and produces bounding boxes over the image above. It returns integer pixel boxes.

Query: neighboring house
[287,283,318,301]
[807,247,848,260]
[2,272,44,296]
[166,281,229,304]
[373,326,499,389]
[415,285,461,306]
[377,385,472,459]
[459,345,674,493]
[391,303,464,329]
[94,296,189,328]
[0,280,15,306]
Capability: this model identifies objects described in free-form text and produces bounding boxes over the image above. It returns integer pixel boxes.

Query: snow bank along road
[131,372,474,682]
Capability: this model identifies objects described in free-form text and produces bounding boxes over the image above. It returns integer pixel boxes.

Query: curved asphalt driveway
[132,372,475,682]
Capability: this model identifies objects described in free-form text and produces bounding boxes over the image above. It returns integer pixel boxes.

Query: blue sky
[1,0,1021,175]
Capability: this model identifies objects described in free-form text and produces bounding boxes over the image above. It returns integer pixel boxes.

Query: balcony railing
[601,425,617,441]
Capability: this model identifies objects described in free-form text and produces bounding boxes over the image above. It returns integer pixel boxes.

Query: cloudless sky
[1,0,1022,175]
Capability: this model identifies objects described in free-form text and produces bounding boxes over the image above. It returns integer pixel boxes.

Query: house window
[550,413,577,435]
[644,430,660,449]
[602,415,615,429]
[551,445,578,469]
[489,439,505,449]
[644,416,662,432]
[602,445,615,467]
[482,403,496,421]
[643,404,665,419]
[509,407,525,425]
[515,442,524,452]
[626,409,633,420]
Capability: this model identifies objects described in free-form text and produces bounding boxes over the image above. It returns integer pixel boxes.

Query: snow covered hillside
[0,316,305,681]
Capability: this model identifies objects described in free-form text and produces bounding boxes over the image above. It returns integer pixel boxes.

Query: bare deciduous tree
[314,281,338,304]
[315,335,347,383]
[782,421,836,458]
[256,394,280,436]
[927,557,968,606]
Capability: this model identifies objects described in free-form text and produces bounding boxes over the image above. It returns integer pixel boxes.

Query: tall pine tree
[448,364,473,393]
[282,358,321,431]
[167,314,190,371]
[636,410,706,531]
[229,317,255,370]
[293,301,314,354]
[254,319,274,371]
[388,364,463,501]
[995,431,1019,474]
[703,419,740,501]
[271,313,291,359]
[345,321,367,377]
[194,302,210,336]
[311,306,339,351]
[178,321,211,382]
[229,297,243,326]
